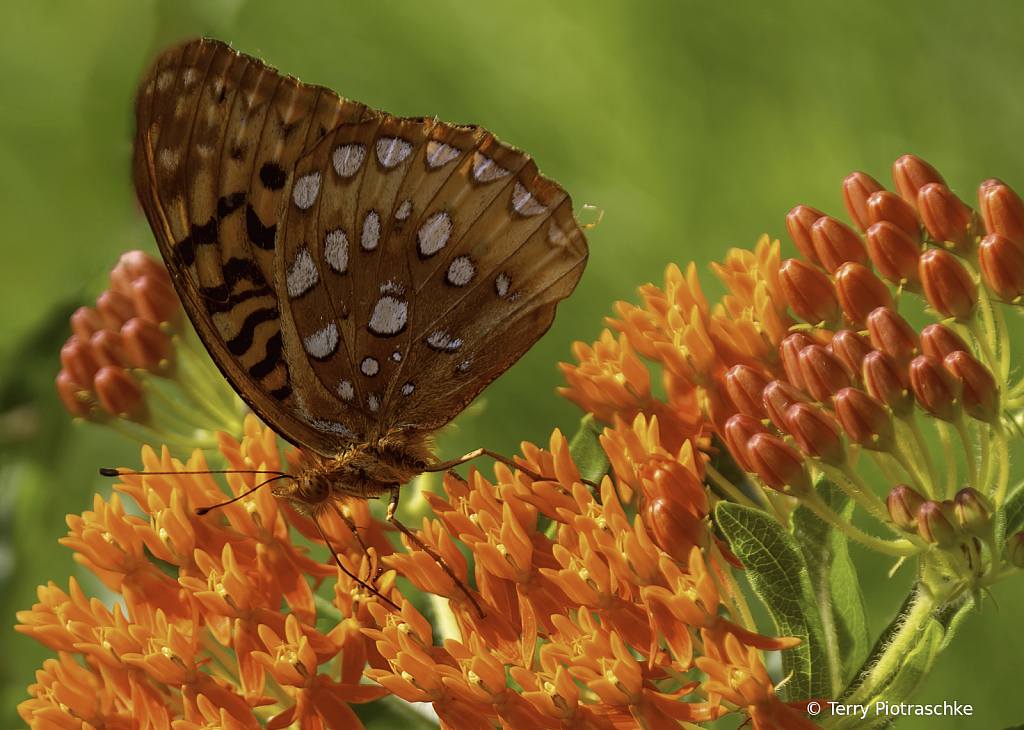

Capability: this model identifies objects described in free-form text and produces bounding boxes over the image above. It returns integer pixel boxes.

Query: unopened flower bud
[887,484,926,532]
[978,233,1024,303]
[94,289,136,332]
[780,258,841,325]
[90,330,132,369]
[843,171,886,232]
[893,155,946,209]
[93,366,149,422]
[909,355,961,422]
[726,365,773,419]
[917,183,976,254]
[919,323,971,361]
[109,250,173,294]
[916,500,957,547]
[747,432,811,494]
[918,249,977,319]
[829,330,874,376]
[787,402,846,464]
[811,216,870,274]
[724,414,771,472]
[865,221,923,286]
[953,488,991,535]
[866,190,921,241]
[763,380,810,433]
[862,350,914,418]
[834,261,895,326]
[978,178,1024,245]
[1006,531,1024,569]
[781,333,816,391]
[69,306,104,340]
[798,344,853,401]
[943,351,999,424]
[130,275,183,327]
[122,318,175,372]
[786,205,826,265]
[645,498,710,563]
[55,369,94,419]
[833,387,895,451]
[867,307,919,368]
[59,336,100,388]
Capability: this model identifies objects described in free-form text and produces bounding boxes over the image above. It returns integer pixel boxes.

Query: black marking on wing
[227,307,279,357]
[259,162,287,191]
[246,204,277,250]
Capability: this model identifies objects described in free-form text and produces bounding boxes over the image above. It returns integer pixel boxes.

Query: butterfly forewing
[134,37,587,460]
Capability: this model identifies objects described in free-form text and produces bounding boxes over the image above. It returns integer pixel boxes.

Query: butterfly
[131,38,588,603]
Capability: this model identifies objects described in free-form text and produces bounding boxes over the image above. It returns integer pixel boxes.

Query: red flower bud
[94,289,136,332]
[93,366,149,422]
[747,432,811,494]
[953,487,991,535]
[764,380,810,433]
[90,330,132,369]
[866,307,919,368]
[726,365,773,420]
[893,155,946,209]
[645,498,710,563]
[843,171,886,232]
[645,458,710,518]
[920,323,971,361]
[786,205,826,265]
[811,216,870,274]
[59,336,100,388]
[833,387,895,451]
[865,221,923,286]
[109,250,173,294]
[781,333,815,391]
[55,369,93,419]
[130,275,183,327]
[787,402,846,464]
[862,350,914,418]
[122,318,175,372]
[866,190,921,241]
[798,344,853,401]
[943,351,998,424]
[779,258,841,325]
[917,182,976,255]
[978,233,1024,303]
[909,355,961,422]
[887,484,926,532]
[724,414,772,473]
[834,261,895,326]
[916,500,957,547]
[829,329,874,376]
[978,178,1024,246]
[69,306,104,340]
[918,249,976,319]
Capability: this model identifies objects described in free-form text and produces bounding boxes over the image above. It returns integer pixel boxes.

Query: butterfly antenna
[98,466,290,515]
[310,514,400,612]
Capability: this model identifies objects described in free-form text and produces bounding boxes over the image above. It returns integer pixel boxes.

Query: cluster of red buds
[55,251,242,449]
[718,155,1022,581]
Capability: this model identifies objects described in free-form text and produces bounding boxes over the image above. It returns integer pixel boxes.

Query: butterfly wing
[134,38,588,456]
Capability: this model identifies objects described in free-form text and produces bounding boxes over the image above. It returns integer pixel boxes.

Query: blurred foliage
[3,1,1024,728]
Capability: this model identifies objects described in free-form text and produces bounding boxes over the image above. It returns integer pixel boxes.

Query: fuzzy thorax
[272,430,434,519]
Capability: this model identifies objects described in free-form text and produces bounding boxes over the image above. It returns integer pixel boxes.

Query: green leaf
[567,414,610,485]
[792,473,870,692]
[1000,479,1024,542]
[715,501,830,702]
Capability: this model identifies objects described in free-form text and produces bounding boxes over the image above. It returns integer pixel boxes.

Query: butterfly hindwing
[134,37,588,457]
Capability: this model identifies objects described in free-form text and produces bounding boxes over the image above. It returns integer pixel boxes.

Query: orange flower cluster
[18,412,802,729]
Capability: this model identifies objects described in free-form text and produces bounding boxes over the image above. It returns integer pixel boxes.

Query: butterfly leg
[423,447,599,489]
[387,485,487,618]
[310,513,399,612]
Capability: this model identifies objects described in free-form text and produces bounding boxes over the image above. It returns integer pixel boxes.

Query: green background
[2,1,1023,728]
